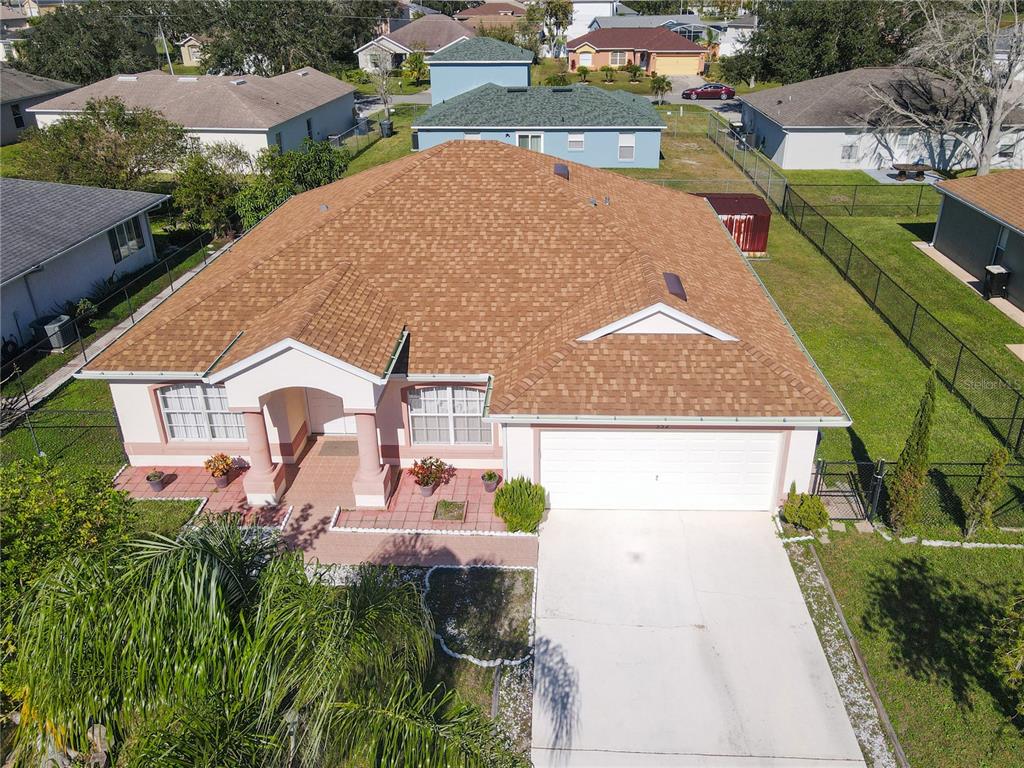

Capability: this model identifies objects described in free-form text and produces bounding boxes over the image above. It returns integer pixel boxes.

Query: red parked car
[681,82,736,100]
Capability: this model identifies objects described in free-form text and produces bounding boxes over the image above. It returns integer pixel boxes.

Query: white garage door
[540,430,783,511]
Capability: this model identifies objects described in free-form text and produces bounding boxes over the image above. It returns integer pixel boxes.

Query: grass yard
[829,216,1024,386]
[532,58,656,95]
[784,169,881,185]
[133,499,200,538]
[814,534,1024,768]
[351,76,428,96]
[0,142,26,177]
[343,105,423,176]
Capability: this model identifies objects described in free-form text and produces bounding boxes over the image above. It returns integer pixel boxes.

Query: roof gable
[428,36,534,62]
[383,14,475,51]
[938,171,1024,235]
[577,303,736,341]
[568,26,704,52]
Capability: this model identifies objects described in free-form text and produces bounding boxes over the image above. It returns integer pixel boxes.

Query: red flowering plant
[406,457,456,488]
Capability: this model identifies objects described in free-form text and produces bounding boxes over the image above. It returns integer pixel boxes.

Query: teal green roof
[427,37,535,63]
[413,84,665,128]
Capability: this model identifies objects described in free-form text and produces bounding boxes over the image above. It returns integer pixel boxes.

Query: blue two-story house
[427,37,533,104]
[412,83,665,168]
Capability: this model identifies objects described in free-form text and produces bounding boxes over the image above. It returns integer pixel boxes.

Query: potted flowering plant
[406,457,456,497]
[146,469,165,492]
[204,452,233,488]
[481,470,500,493]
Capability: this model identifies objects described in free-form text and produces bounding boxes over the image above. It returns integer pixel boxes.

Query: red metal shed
[696,193,772,257]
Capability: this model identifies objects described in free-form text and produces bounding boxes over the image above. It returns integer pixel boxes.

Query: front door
[306,390,356,435]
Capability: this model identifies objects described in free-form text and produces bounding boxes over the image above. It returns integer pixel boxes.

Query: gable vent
[664,272,687,301]
[117,75,138,82]
[553,163,569,180]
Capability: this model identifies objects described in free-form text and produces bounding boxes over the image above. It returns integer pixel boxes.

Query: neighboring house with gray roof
[355,14,474,72]
[426,37,533,104]
[0,178,166,347]
[588,13,701,29]
[739,67,1024,171]
[28,68,356,158]
[412,83,664,167]
[0,65,75,144]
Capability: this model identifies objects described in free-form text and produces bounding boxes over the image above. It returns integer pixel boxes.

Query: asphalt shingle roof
[428,36,533,62]
[937,171,1024,235]
[27,68,354,130]
[589,14,700,29]
[381,14,475,52]
[0,65,75,106]
[0,178,167,284]
[740,66,1024,128]
[84,142,843,421]
[413,84,665,127]
[568,26,704,52]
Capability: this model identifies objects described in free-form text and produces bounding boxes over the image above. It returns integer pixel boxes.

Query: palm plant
[402,49,428,85]
[650,74,672,104]
[600,64,615,83]
[623,63,643,82]
[576,65,590,82]
[11,520,522,767]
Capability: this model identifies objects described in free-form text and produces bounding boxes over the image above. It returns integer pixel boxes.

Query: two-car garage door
[539,430,783,511]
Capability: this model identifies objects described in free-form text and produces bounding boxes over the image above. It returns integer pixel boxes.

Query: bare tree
[870,0,1023,175]
[367,47,394,118]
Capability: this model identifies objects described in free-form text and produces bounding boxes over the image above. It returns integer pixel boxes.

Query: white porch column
[241,409,286,505]
[351,411,391,508]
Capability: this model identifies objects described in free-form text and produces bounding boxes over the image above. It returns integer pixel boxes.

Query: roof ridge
[735,340,836,411]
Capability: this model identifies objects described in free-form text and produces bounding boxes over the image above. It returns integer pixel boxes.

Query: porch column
[351,411,391,508]
[241,409,286,505]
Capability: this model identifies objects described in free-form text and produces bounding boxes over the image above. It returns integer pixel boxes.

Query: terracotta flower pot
[419,483,436,497]
[214,473,230,488]
[482,475,499,493]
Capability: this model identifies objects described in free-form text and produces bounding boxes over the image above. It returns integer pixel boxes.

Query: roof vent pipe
[553,163,569,180]
[319,203,329,212]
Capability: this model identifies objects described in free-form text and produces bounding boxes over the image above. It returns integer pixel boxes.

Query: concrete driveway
[531,509,865,767]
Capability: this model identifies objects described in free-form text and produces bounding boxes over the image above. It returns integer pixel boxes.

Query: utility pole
[158,18,174,75]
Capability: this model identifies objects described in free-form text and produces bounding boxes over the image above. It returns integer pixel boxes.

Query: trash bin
[984,263,1011,299]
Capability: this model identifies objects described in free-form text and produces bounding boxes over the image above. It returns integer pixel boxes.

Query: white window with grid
[107,217,146,264]
[609,51,626,66]
[407,386,489,445]
[159,384,247,440]
[618,132,635,161]
[568,133,585,151]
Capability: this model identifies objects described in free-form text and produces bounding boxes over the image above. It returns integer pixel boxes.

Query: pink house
[80,142,849,513]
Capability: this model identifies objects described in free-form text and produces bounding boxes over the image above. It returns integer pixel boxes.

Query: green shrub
[493,477,546,532]
[781,483,829,531]
[887,372,936,532]
[343,67,371,84]
[964,446,1010,538]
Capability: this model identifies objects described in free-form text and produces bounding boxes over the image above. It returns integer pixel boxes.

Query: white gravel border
[423,564,537,668]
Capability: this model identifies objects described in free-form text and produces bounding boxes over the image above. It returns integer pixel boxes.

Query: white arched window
[158,384,246,440]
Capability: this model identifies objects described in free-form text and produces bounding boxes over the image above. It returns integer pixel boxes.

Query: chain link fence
[788,183,942,218]
[705,115,1024,456]
[0,405,127,477]
[1,232,225,404]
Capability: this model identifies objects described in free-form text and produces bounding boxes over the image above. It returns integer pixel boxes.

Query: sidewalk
[20,239,235,407]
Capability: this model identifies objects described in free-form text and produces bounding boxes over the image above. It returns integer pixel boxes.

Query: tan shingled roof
[937,170,1024,235]
[86,142,843,420]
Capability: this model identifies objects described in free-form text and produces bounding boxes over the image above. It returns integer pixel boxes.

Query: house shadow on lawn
[861,554,1021,729]
[899,221,936,241]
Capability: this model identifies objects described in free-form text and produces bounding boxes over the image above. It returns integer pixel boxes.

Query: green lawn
[159,64,202,75]
[784,169,881,185]
[133,499,200,538]
[829,217,1024,386]
[0,142,26,177]
[351,76,428,96]
[814,534,1024,768]
[343,106,423,176]
[532,58,657,95]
